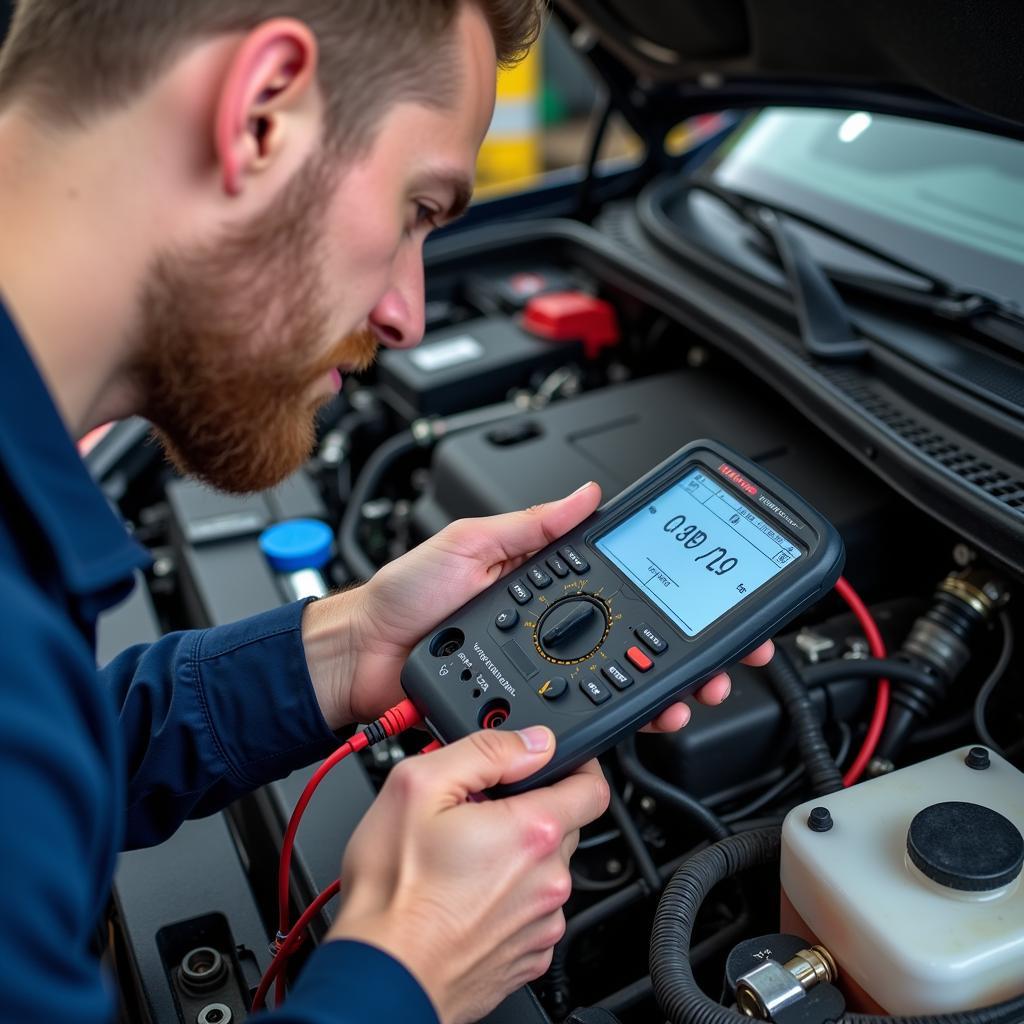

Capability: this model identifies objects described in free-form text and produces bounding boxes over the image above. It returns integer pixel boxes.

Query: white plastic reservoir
[780,746,1024,1014]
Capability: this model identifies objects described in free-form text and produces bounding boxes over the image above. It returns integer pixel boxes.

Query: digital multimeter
[401,439,845,794]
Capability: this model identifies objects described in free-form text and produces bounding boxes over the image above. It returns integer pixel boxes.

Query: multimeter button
[508,580,533,605]
[625,646,653,672]
[558,546,590,574]
[503,640,538,680]
[634,623,668,654]
[527,565,553,589]
[602,662,633,690]
[495,608,519,631]
[537,676,568,700]
[546,555,570,578]
[580,677,611,705]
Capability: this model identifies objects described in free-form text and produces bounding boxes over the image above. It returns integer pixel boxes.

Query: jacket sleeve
[0,569,126,1023]
[260,941,439,1024]
[0,573,438,1024]
[99,599,342,849]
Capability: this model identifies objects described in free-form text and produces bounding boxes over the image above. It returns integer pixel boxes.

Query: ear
[214,18,319,197]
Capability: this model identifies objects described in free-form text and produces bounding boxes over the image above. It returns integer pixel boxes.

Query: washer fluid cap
[907,801,1024,892]
[259,519,333,572]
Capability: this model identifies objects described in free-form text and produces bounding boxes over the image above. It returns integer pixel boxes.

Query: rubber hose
[337,400,525,581]
[801,658,937,692]
[764,647,843,795]
[606,775,662,893]
[649,826,1024,1024]
[651,827,781,1024]
[617,735,730,841]
[337,429,419,580]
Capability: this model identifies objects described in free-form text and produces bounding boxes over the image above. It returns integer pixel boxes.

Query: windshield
[708,108,1024,310]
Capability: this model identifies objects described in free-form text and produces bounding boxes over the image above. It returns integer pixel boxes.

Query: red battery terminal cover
[521,291,621,359]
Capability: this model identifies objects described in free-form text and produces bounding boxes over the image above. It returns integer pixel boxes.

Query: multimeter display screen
[595,468,802,636]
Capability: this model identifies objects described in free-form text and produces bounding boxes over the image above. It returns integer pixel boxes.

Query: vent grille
[823,369,1024,513]
[598,206,1024,519]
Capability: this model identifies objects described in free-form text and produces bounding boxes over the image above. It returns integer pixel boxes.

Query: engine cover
[413,368,898,573]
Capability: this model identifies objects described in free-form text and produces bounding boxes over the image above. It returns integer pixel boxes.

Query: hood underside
[556,0,1024,138]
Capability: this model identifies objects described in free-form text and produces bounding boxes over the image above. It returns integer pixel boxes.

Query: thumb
[424,726,556,807]
[461,481,602,562]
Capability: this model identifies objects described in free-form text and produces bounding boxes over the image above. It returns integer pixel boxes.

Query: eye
[412,202,441,232]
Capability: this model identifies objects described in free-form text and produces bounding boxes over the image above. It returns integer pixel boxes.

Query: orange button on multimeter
[625,646,653,672]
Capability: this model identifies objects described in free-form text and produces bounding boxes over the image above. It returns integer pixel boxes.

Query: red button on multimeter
[625,646,653,672]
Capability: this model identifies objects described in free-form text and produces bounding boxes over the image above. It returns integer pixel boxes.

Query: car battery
[463,264,581,313]
[376,315,583,420]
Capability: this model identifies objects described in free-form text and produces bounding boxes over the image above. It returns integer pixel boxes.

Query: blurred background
[474,18,721,200]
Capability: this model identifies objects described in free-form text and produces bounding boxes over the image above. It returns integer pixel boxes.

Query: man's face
[132,4,497,493]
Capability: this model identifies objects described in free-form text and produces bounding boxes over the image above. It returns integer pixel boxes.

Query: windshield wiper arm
[691,180,1024,351]
[687,180,866,361]
[757,205,868,360]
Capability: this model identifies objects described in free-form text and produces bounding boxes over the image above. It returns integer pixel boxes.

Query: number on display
[663,515,737,575]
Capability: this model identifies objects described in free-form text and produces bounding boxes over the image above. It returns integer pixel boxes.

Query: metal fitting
[736,945,838,1020]
[196,1004,232,1024]
[795,629,836,664]
[937,568,1007,617]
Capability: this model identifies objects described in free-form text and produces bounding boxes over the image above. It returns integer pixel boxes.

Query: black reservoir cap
[907,801,1024,892]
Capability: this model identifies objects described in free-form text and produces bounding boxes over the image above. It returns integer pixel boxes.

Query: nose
[367,244,425,350]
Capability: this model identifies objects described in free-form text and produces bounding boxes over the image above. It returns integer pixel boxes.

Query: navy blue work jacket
[0,302,437,1023]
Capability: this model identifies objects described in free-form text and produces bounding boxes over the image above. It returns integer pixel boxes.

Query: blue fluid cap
[259,519,333,572]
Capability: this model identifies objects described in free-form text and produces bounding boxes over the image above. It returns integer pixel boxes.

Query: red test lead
[265,697,423,1008]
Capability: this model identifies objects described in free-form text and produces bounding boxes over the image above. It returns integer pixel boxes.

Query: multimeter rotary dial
[534,595,610,664]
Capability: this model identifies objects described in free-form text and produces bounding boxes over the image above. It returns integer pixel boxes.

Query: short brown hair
[0,0,543,151]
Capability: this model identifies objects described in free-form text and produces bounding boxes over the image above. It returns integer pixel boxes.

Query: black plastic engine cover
[412,368,910,599]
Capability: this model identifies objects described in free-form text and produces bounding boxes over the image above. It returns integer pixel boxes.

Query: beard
[126,154,378,494]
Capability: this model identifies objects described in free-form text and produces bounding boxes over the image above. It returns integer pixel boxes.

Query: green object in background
[541,84,567,126]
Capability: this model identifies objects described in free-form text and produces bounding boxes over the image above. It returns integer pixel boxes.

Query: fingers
[741,639,775,666]
[560,828,580,864]
[449,481,602,565]
[512,908,568,958]
[639,701,692,733]
[394,726,557,809]
[505,757,609,837]
[682,641,775,712]
[640,676,732,732]
[694,672,731,706]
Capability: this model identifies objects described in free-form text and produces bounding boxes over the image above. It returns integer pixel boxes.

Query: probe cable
[257,579,888,1006]
[253,879,342,1012]
[833,575,890,786]
[257,697,424,1012]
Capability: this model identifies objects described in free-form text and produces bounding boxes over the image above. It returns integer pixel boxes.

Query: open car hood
[555,0,1024,141]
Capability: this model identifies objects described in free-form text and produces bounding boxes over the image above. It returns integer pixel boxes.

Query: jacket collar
[0,300,151,597]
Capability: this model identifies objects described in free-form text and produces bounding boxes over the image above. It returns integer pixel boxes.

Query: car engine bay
[93,210,1023,1024]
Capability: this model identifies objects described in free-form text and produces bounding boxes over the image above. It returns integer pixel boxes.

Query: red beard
[127,156,378,494]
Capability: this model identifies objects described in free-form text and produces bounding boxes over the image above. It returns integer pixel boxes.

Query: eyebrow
[413,170,474,223]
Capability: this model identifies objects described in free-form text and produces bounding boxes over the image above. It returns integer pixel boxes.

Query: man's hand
[326,726,609,1024]
[303,481,773,730]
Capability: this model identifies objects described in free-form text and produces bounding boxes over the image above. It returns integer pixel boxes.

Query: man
[0,2,773,1022]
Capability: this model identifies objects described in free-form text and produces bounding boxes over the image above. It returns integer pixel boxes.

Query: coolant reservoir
[780,745,1024,1014]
